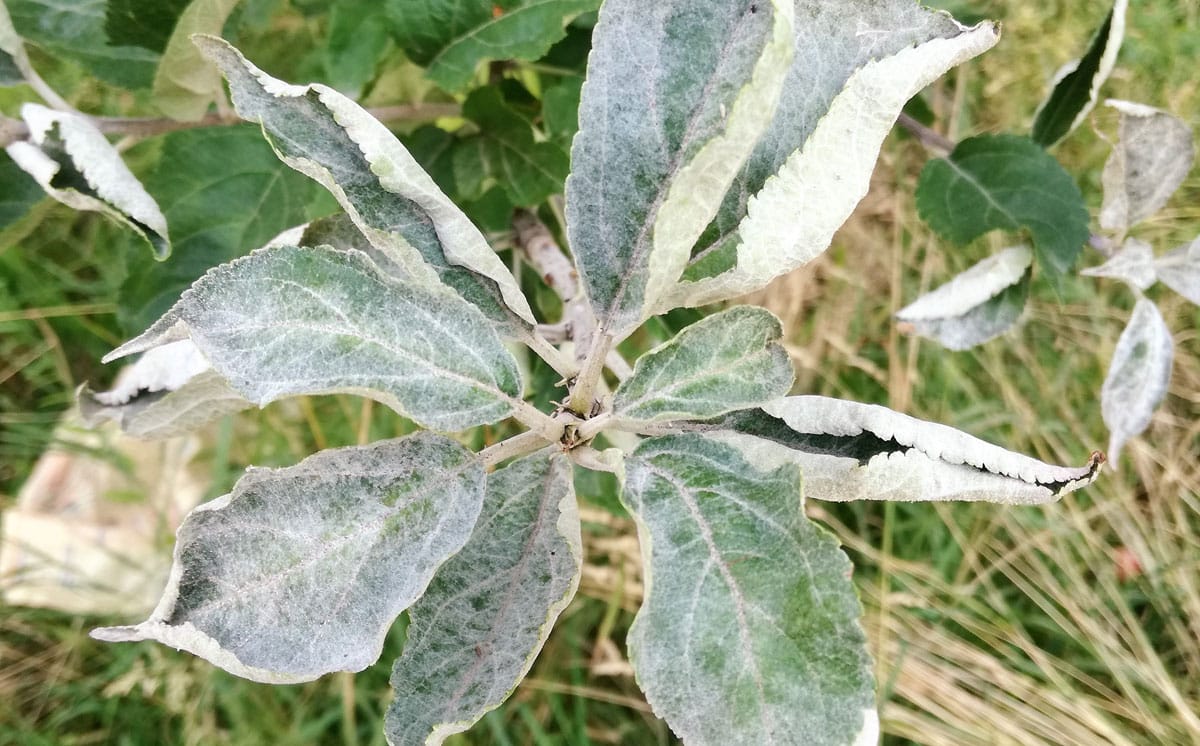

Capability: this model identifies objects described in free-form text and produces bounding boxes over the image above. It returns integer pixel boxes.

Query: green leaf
[458,85,568,207]
[1101,298,1173,461]
[118,125,318,334]
[78,339,251,439]
[670,5,998,310]
[385,0,600,92]
[541,75,582,145]
[0,0,33,86]
[6,104,170,257]
[0,150,43,230]
[1098,100,1195,234]
[915,134,1089,282]
[198,36,539,335]
[613,306,793,425]
[386,451,582,745]
[325,0,390,97]
[690,396,1104,504]
[152,0,241,120]
[622,434,876,746]
[567,0,795,338]
[92,433,486,683]
[107,244,525,432]
[895,245,1032,351]
[1030,0,1127,147]
[104,0,191,53]
[5,0,159,89]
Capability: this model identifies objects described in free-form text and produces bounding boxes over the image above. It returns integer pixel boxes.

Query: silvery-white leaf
[1099,99,1195,233]
[104,244,524,433]
[566,0,796,338]
[6,103,169,257]
[1152,235,1200,305]
[896,246,1032,350]
[385,451,581,746]
[1101,298,1173,461]
[613,306,794,425]
[300,212,410,280]
[196,36,536,333]
[685,396,1103,504]
[92,433,485,683]
[667,7,999,310]
[78,339,250,439]
[623,434,877,746]
[1080,238,1156,290]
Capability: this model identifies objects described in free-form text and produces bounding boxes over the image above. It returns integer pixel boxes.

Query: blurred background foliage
[0,0,1197,744]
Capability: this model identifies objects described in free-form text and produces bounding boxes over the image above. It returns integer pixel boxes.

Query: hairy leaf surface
[613,306,793,425]
[1030,0,1127,147]
[916,134,1089,281]
[199,37,537,333]
[1102,298,1173,461]
[1080,238,1156,290]
[896,246,1032,350]
[669,5,998,309]
[107,245,524,432]
[623,434,876,746]
[385,0,599,92]
[92,433,486,683]
[567,0,795,338]
[79,340,250,439]
[386,451,581,746]
[5,104,169,257]
[1098,100,1195,234]
[1154,236,1200,305]
[688,397,1104,504]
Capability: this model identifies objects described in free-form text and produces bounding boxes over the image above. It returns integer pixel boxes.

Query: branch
[896,112,955,156]
[479,430,555,469]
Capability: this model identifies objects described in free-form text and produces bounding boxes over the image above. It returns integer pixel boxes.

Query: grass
[2,1,1199,744]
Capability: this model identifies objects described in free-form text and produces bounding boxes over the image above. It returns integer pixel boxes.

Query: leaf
[92,433,486,683]
[1030,0,1127,147]
[78,339,250,439]
[0,150,43,229]
[1080,238,1156,290]
[104,0,191,53]
[1153,236,1200,306]
[118,125,319,334]
[197,36,538,334]
[668,7,999,311]
[542,76,582,145]
[622,434,877,746]
[457,86,568,207]
[152,0,241,121]
[5,0,159,89]
[106,244,524,432]
[613,306,793,425]
[687,396,1104,504]
[385,451,582,745]
[0,0,34,85]
[896,245,1032,350]
[5,103,170,257]
[325,0,390,97]
[915,134,1089,282]
[385,0,600,93]
[1098,99,1195,234]
[566,0,795,338]
[1101,298,1173,461]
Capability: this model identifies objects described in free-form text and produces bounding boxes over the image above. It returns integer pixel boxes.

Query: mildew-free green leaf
[1101,298,1173,461]
[613,306,793,425]
[104,0,190,53]
[325,0,389,97]
[623,434,876,746]
[106,244,524,432]
[567,0,795,338]
[690,397,1104,504]
[92,433,486,683]
[1031,0,1127,147]
[915,134,1089,281]
[386,451,581,746]
[896,245,1032,351]
[0,150,43,229]
[152,0,241,120]
[5,103,170,257]
[385,0,599,93]
[198,36,537,334]
[669,4,998,310]
[1098,99,1195,234]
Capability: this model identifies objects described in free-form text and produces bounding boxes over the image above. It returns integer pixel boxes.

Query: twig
[479,429,554,468]
[896,112,955,156]
[513,208,578,300]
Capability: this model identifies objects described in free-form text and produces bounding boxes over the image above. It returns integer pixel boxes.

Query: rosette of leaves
[79,3,1108,744]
